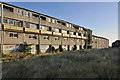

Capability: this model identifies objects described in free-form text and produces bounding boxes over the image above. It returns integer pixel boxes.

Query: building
[112,40,120,48]
[0,2,94,54]
[0,2,109,54]
[92,35,109,49]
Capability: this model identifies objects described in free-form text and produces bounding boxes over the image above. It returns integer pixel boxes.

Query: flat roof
[92,35,109,40]
[1,2,92,30]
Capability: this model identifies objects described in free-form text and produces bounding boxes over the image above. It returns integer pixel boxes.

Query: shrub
[2,53,7,57]
[19,42,32,55]
[55,48,60,53]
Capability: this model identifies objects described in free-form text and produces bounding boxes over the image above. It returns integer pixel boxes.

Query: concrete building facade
[0,2,109,54]
[92,35,109,49]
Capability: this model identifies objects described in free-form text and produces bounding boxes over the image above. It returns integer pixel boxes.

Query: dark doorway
[59,45,63,52]
[80,45,82,49]
[67,45,70,51]
[73,45,77,51]
[36,45,39,54]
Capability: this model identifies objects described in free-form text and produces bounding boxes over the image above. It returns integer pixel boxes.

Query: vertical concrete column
[38,15,41,53]
[0,2,3,54]
[0,2,3,80]
[23,21,25,43]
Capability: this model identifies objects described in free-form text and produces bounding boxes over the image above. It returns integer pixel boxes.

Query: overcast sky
[6,2,118,46]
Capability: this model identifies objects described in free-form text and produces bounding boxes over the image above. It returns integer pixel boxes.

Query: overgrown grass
[2,48,119,78]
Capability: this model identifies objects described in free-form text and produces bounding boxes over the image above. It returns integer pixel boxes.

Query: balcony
[4,24,23,32]
[63,33,69,37]
[77,35,82,38]
[25,28,39,33]
[70,34,76,38]
[53,32,62,36]
[40,29,52,35]
[82,36,87,39]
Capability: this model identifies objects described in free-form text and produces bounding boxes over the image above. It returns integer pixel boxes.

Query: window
[83,28,87,31]
[25,11,29,17]
[67,31,69,34]
[64,38,68,41]
[62,22,66,26]
[48,27,52,31]
[57,21,61,24]
[66,23,69,27]
[75,26,79,29]
[52,28,59,32]
[32,14,39,19]
[78,33,81,36]
[69,32,73,35]
[62,30,67,34]
[9,33,13,37]
[24,23,30,28]
[40,26,49,31]
[29,35,31,38]
[9,33,18,38]
[17,9,23,15]
[73,32,76,35]
[33,36,37,39]
[3,19,8,24]
[14,34,18,38]
[52,19,56,23]
[69,24,72,27]
[40,16,46,21]
[9,20,14,25]
[48,18,51,22]
[3,5,14,12]
[43,36,49,40]
[29,35,37,39]
[59,29,62,33]
[55,37,59,40]
[84,34,86,37]
[31,24,37,29]
[16,21,22,27]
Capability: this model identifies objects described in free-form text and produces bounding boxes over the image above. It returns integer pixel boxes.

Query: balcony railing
[4,24,23,31]
[82,36,87,39]
[53,32,62,36]
[62,33,69,37]
[70,34,76,38]
[77,35,82,38]
[40,29,52,35]
[25,28,39,33]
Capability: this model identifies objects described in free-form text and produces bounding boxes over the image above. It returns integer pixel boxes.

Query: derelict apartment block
[92,35,109,49]
[0,2,109,54]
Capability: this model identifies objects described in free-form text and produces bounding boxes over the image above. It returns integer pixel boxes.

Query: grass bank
[2,48,119,78]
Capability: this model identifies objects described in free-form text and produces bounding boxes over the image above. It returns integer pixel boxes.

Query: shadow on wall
[10,44,23,53]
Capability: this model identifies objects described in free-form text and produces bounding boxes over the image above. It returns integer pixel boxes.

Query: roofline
[92,35,109,40]
[1,2,90,30]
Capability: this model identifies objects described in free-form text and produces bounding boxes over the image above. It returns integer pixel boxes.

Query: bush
[19,42,32,55]
[55,48,60,53]
[2,53,7,57]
